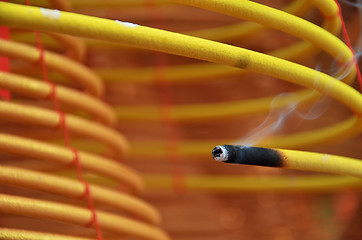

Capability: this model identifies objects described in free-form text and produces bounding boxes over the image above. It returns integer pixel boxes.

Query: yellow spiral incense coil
[0,0,362,239]
[0,0,360,190]
[0,1,169,240]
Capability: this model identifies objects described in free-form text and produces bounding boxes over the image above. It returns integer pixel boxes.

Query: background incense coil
[0,72,116,124]
[1,0,362,240]
[10,31,86,61]
[0,1,169,240]
[0,194,169,240]
[0,39,104,96]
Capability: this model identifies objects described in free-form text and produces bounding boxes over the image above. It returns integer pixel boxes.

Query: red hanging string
[334,0,362,92]
[24,1,103,238]
[0,12,11,101]
[70,148,103,240]
[145,0,186,193]
[35,28,104,240]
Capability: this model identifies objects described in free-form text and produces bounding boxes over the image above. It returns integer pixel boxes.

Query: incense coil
[0,165,159,224]
[0,194,168,240]
[0,1,169,240]
[0,72,115,125]
[0,39,103,97]
[0,0,358,189]
[0,0,362,239]
[10,30,86,62]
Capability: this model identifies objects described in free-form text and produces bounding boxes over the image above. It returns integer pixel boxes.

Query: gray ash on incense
[212,145,284,167]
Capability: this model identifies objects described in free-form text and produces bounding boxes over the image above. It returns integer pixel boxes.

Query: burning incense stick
[213,145,362,178]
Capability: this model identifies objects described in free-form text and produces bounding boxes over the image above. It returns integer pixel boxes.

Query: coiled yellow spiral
[0,1,169,239]
[0,0,361,239]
